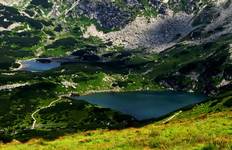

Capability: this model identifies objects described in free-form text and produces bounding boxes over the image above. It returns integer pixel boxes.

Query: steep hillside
[1,92,231,150]
[0,0,231,149]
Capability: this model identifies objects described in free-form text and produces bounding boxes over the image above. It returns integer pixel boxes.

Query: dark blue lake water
[76,91,206,120]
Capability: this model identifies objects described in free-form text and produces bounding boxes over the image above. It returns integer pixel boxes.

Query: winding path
[30,95,67,129]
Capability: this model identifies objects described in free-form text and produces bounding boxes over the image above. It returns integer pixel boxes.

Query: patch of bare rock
[84,12,194,52]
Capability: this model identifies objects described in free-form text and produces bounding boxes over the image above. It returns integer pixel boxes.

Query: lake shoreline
[69,88,206,98]
[13,58,61,72]
[68,88,210,123]
[70,90,207,121]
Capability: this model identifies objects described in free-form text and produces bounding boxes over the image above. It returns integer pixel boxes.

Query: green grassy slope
[0,1,232,149]
[0,92,231,150]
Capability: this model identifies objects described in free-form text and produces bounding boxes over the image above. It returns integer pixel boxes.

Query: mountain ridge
[0,0,231,149]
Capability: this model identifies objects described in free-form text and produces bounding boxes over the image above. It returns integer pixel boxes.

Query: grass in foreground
[0,106,231,150]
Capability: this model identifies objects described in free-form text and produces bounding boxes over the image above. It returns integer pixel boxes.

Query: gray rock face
[77,0,132,30]
[125,0,140,7]
[59,0,219,31]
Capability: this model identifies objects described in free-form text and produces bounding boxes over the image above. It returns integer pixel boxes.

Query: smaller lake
[75,91,206,120]
[17,59,61,72]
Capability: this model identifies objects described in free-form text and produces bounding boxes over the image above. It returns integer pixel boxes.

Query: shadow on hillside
[1,46,232,143]
[0,95,216,144]
[119,13,193,52]
[0,98,139,143]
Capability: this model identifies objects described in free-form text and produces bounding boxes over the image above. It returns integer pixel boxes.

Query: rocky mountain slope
[1,0,232,53]
[0,0,231,149]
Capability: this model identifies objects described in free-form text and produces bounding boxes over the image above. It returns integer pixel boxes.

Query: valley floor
[1,108,231,150]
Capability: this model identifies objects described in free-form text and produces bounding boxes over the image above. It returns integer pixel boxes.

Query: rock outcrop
[77,0,132,30]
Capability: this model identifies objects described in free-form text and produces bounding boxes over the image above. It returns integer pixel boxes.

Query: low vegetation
[0,1,231,149]
[0,92,231,150]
